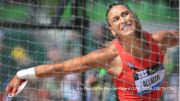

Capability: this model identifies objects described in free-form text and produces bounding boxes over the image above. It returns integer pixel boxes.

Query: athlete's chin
[122,30,135,36]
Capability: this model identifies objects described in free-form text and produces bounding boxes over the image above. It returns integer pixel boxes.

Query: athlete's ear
[108,26,116,36]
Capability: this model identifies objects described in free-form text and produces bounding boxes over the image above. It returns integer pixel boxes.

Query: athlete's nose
[120,17,126,24]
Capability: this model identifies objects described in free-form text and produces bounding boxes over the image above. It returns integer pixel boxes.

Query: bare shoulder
[88,41,118,58]
[151,30,167,41]
[83,40,118,68]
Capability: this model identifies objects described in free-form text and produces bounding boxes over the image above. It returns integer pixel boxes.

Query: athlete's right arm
[36,44,117,77]
[6,44,118,96]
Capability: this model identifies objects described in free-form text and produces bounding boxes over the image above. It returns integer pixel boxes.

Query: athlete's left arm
[151,30,179,50]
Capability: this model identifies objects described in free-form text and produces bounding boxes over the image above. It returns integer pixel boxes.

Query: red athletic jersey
[113,33,165,101]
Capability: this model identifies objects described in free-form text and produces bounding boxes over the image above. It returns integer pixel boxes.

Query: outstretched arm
[35,46,117,77]
[6,44,118,96]
[152,30,179,51]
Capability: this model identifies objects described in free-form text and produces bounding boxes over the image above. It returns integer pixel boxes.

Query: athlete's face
[108,5,141,38]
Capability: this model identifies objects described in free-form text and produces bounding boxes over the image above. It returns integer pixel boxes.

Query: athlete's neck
[120,32,150,58]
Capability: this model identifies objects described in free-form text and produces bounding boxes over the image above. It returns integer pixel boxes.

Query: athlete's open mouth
[122,23,131,32]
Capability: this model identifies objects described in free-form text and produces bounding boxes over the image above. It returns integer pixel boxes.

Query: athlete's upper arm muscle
[61,44,118,69]
[83,46,118,68]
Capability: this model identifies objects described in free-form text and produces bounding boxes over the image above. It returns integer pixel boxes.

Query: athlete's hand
[5,76,26,96]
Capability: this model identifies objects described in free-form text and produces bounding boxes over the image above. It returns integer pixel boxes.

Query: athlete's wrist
[16,67,38,79]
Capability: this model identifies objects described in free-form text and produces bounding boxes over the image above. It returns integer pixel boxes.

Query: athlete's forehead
[108,5,131,20]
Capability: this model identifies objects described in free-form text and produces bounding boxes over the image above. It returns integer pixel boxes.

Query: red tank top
[113,33,165,101]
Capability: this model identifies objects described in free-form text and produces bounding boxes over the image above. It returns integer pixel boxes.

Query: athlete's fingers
[5,85,13,96]
[11,86,18,96]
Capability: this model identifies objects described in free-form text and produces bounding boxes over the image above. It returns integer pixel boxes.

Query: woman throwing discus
[6,3,179,101]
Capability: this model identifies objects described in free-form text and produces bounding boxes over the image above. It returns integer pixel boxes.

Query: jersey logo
[127,63,139,70]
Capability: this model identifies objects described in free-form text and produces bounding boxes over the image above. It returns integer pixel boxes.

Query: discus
[8,80,28,97]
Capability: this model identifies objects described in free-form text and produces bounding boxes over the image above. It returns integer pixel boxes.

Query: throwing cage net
[0,0,179,101]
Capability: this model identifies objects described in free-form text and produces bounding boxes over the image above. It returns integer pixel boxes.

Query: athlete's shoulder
[107,40,118,52]
[93,40,118,56]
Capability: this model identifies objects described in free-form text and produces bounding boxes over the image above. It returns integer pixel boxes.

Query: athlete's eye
[112,16,119,22]
[121,11,129,17]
